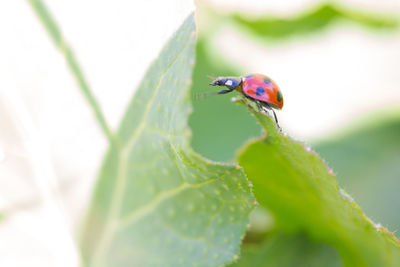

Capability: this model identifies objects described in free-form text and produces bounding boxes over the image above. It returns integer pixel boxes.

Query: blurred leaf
[237,111,400,266]
[314,115,400,232]
[232,3,399,40]
[189,39,261,161]
[243,206,274,244]
[28,0,115,144]
[231,234,341,267]
[80,14,254,267]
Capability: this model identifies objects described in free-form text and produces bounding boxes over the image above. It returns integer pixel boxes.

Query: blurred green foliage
[232,234,341,267]
[238,112,400,267]
[232,3,398,40]
[314,114,400,232]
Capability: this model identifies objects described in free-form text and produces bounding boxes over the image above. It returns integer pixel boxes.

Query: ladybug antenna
[206,74,216,81]
[194,91,218,101]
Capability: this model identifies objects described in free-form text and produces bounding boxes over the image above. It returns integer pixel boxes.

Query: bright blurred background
[0,0,400,266]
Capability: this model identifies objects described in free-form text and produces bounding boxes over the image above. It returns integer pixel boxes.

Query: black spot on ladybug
[256,87,265,96]
[264,77,271,84]
[277,90,283,102]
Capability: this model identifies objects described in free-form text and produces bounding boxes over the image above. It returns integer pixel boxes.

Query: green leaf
[237,111,400,266]
[231,234,341,267]
[232,3,399,40]
[79,14,254,267]
[314,111,400,232]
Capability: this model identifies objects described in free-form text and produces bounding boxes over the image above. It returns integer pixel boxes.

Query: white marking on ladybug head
[225,80,233,86]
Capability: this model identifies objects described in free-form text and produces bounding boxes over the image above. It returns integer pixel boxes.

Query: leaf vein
[118,175,225,228]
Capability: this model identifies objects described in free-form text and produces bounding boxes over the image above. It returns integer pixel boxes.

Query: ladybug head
[209,77,241,90]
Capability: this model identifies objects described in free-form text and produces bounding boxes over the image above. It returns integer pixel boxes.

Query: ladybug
[209,74,283,127]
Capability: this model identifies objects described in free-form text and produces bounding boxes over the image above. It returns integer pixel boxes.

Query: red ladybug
[209,74,283,126]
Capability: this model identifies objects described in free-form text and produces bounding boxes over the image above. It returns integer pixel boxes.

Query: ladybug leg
[252,100,268,114]
[243,98,258,112]
[244,96,264,113]
[240,95,259,112]
[217,88,234,94]
[262,103,281,131]
[253,101,264,113]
